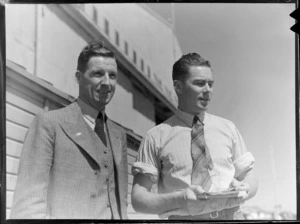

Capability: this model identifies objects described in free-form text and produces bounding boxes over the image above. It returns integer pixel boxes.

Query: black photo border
[0,0,299,223]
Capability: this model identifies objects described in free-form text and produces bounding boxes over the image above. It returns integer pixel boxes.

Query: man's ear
[75,70,82,84]
[174,80,183,95]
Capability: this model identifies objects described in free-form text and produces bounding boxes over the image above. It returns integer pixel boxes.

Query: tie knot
[193,115,204,126]
[97,112,105,120]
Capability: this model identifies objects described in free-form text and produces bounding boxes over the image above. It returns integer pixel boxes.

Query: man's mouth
[97,90,110,94]
[200,98,210,101]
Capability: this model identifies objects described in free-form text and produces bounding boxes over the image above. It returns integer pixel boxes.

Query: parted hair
[172,53,211,81]
[77,40,116,72]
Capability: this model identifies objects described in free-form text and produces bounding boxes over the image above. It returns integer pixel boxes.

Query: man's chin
[200,103,209,110]
[88,99,109,111]
[195,106,208,113]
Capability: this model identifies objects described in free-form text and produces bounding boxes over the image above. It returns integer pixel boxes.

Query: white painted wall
[90,3,181,106]
[5,4,156,136]
[6,4,36,75]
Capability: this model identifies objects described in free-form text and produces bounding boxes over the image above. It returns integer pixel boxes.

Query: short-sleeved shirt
[132,108,255,194]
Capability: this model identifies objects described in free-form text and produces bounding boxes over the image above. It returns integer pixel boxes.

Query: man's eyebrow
[193,79,214,82]
[90,68,117,73]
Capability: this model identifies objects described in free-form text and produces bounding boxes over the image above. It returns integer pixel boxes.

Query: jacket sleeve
[10,112,54,219]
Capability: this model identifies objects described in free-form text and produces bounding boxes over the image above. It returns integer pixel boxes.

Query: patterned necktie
[191,115,213,192]
[94,112,107,147]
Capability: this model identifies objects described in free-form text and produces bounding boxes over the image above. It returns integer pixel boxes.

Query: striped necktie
[94,112,107,147]
[191,115,213,192]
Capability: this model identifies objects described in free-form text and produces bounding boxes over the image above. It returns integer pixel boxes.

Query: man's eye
[196,82,206,87]
[109,73,117,79]
[93,73,103,77]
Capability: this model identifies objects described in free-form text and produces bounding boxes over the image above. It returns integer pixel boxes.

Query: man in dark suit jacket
[10,40,128,219]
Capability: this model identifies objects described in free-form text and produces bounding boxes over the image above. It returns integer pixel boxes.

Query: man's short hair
[172,53,211,81]
[77,40,116,72]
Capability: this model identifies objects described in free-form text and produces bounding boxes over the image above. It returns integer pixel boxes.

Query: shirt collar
[77,98,105,124]
[175,107,208,127]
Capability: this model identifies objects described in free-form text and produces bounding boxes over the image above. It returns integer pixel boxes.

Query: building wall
[92,3,181,106]
[107,70,155,135]
[6,78,42,219]
[34,5,86,98]
[6,4,156,136]
[6,4,36,75]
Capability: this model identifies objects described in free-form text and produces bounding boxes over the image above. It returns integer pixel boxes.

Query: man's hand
[230,178,250,192]
[183,185,206,200]
[178,185,245,216]
[158,185,245,218]
[179,185,242,216]
[174,185,206,216]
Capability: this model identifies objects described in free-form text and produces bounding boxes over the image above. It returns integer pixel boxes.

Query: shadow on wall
[116,68,155,122]
[132,85,155,122]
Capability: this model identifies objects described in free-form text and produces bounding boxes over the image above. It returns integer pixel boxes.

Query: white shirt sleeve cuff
[233,152,255,178]
[131,161,159,183]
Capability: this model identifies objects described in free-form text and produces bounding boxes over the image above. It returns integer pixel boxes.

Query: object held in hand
[197,189,247,199]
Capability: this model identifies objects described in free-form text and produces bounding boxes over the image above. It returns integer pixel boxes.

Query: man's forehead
[188,65,212,72]
[88,55,117,63]
[187,65,213,79]
[87,56,117,68]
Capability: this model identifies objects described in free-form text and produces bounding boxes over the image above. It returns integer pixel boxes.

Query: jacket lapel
[60,102,101,166]
[106,119,122,166]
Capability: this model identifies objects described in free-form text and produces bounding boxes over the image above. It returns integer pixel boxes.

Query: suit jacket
[10,102,128,219]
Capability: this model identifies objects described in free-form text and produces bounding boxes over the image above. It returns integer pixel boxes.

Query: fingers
[230,179,250,193]
[184,187,197,201]
[192,185,206,194]
[230,178,240,187]
[182,186,207,216]
[235,182,250,192]
[189,185,207,200]
[229,178,244,190]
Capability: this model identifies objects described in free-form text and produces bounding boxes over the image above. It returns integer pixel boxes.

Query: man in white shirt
[131,53,258,220]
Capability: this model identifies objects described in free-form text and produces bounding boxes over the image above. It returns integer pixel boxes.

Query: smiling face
[76,56,118,111]
[174,65,214,115]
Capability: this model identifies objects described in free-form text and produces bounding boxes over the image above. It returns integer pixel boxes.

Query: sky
[147,3,296,213]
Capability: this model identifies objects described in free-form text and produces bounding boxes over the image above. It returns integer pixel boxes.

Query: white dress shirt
[132,108,255,194]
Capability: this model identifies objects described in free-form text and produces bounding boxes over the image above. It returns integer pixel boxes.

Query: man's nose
[203,83,212,92]
[101,73,110,85]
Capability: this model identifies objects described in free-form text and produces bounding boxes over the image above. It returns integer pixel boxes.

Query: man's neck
[77,96,105,112]
[77,98,105,121]
[178,106,205,117]
[195,111,205,122]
